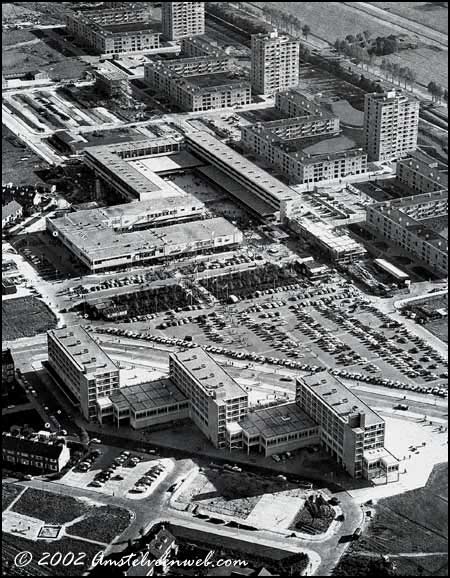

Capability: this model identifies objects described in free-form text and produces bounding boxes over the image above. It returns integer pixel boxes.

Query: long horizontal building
[84,137,184,202]
[366,190,448,277]
[241,116,367,185]
[296,372,399,481]
[47,326,120,420]
[47,211,242,272]
[186,131,298,215]
[144,56,251,112]
[66,7,161,55]
[275,89,324,118]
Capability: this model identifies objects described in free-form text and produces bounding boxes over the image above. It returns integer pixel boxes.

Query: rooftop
[185,132,298,206]
[300,371,384,427]
[239,402,317,439]
[2,200,23,220]
[110,377,186,414]
[183,71,250,92]
[291,215,366,255]
[48,326,118,377]
[48,215,240,262]
[2,433,67,459]
[171,347,247,402]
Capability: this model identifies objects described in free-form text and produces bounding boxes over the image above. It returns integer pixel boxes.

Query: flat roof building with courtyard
[66,7,161,55]
[251,30,300,95]
[241,116,367,185]
[83,137,185,202]
[366,189,448,277]
[47,326,120,420]
[144,56,251,112]
[364,90,419,162]
[296,372,399,481]
[162,1,205,41]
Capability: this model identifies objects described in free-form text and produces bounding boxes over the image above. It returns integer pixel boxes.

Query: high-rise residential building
[364,90,419,162]
[47,326,120,420]
[162,2,205,41]
[250,30,300,95]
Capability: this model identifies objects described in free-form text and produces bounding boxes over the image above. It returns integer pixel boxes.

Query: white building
[170,348,249,449]
[47,326,120,420]
[364,90,419,162]
[162,1,205,41]
[250,30,300,95]
[296,372,399,481]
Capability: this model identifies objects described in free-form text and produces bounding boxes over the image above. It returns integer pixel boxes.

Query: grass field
[335,463,448,576]
[2,484,24,512]
[370,2,448,35]
[2,124,49,186]
[263,1,448,89]
[11,488,94,525]
[68,505,132,544]
[2,534,101,576]
[2,297,57,341]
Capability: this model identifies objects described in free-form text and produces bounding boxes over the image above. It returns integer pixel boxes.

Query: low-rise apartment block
[47,326,120,420]
[144,57,251,112]
[397,151,448,194]
[275,89,324,118]
[241,116,367,185]
[2,432,71,473]
[366,190,448,277]
[181,35,228,58]
[66,7,161,55]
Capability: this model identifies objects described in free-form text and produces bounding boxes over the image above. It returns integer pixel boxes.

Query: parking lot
[60,445,173,499]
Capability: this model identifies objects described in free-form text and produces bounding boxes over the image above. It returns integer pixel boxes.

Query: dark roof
[2,349,14,366]
[2,434,65,459]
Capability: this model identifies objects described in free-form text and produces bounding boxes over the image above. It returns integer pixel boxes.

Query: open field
[2,124,49,186]
[65,505,131,544]
[2,534,101,576]
[2,484,24,512]
[2,296,57,341]
[263,1,448,89]
[370,2,448,35]
[11,488,95,524]
[175,467,312,527]
[335,463,448,576]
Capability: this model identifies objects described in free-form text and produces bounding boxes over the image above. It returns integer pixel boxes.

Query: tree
[345,34,356,44]
[302,24,311,39]
[363,29,372,42]
[428,81,437,101]
[435,83,444,103]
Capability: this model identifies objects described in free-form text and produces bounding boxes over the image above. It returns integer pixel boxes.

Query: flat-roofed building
[47,326,120,420]
[282,211,367,264]
[144,57,251,112]
[66,7,161,55]
[251,30,299,95]
[238,402,320,456]
[47,212,243,272]
[181,35,228,58]
[397,151,448,194]
[170,347,249,449]
[162,1,205,41]
[186,131,298,215]
[99,378,190,429]
[366,190,448,277]
[275,89,324,118]
[364,90,419,162]
[94,61,130,97]
[241,116,367,185]
[296,371,398,480]
[83,137,184,202]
